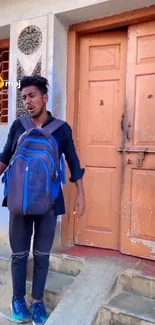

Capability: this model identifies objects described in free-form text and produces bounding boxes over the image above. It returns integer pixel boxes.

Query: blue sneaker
[11,297,31,323]
[32,302,48,325]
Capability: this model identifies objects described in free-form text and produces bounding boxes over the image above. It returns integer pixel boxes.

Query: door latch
[121,114,124,131]
[137,152,145,168]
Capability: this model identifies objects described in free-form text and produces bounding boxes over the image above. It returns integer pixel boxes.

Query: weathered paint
[74,30,127,249]
[120,21,155,260]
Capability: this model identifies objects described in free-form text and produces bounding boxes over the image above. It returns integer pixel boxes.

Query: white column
[8,15,48,123]
[0,15,49,255]
[47,14,68,120]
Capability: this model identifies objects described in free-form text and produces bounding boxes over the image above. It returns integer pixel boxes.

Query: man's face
[21,85,48,118]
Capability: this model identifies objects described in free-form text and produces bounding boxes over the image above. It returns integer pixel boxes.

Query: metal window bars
[0,49,9,123]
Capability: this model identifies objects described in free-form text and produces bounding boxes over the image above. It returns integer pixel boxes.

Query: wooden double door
[74,20,155,260]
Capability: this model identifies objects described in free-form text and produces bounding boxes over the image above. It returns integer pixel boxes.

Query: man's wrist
[76,179,84,196]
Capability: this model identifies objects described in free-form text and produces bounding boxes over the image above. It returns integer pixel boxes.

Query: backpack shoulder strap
[42,118,65,137]
[19,115,35,131]
[19,115,65,136]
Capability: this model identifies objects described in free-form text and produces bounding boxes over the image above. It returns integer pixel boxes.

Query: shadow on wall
[51,66,64,120]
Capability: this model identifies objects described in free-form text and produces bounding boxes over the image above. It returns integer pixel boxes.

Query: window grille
[0,48,9,124]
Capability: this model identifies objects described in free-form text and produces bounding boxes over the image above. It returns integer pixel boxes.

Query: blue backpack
[3,116,66,216]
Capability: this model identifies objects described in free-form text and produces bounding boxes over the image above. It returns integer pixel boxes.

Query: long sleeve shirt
[0,112,85,216]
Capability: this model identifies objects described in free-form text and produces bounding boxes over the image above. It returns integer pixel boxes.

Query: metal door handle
[118,148,155,153]
[121,114,124,131]
[126,123,131,141]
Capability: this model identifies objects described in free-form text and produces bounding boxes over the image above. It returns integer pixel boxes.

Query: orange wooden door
[74,30,127,249]
[120,21,155,260]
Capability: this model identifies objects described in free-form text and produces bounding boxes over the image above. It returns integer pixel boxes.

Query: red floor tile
[56,245,155,277]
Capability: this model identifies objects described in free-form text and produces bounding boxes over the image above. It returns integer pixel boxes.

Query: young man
[0,76,85,324]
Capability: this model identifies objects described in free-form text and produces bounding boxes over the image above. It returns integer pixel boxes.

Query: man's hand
[75,192,85,218]
[74,179,85,218]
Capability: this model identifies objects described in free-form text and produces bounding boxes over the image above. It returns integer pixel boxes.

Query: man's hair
[19,75,49,95]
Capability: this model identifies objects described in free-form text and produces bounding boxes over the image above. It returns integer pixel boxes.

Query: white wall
[0,0,155,27]
[46,14,68,120]
[52,16,68,120]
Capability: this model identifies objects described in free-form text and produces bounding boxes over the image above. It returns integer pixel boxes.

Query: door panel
[120,21,155,260]
[134,74,155,146]
[74,31,127,249]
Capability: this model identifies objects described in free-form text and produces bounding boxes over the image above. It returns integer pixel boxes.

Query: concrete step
[49,253,85,276]
[0,257,71,321]
[27,253,85,279]
[118,268,155,299]
[0,253,82,315]
[96,291,155,325]
[26,270,75,311]
[0,249,85,278]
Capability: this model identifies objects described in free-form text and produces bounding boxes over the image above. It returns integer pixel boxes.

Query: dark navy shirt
[0,112,85,216]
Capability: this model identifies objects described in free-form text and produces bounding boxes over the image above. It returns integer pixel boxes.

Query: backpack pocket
[7,155,28,215]
[23,157,52,215]
[7,153,54,216]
